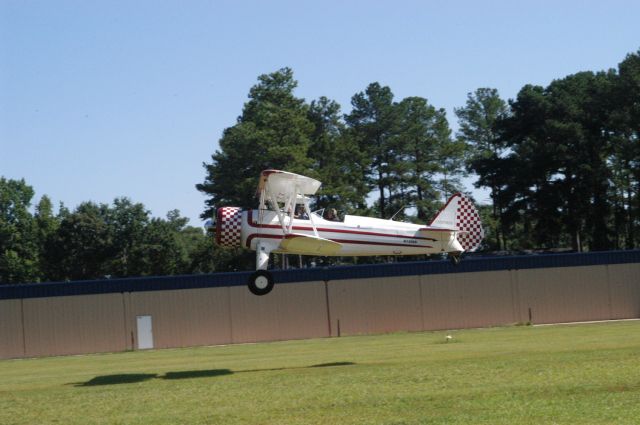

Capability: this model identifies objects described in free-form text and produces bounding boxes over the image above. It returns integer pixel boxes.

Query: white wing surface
[257,170,321,200]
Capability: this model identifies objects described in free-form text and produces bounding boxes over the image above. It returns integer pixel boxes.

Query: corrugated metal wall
[328,276,423,335]
[1,260,639,359]
[228,282,329,343]
[128,287,232,349]
[421,270,516,330]
[0,299,23,359]
[22,294,127,357]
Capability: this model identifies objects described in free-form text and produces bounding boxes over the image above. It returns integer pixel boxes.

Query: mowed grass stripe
[1,321,639,424]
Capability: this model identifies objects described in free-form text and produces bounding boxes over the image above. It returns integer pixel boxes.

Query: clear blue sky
[2,0,639,225]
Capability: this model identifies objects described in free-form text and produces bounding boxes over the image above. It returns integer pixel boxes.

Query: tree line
[197,68,464,223]
[199,50,640,253]
[2,50,638,283]
[476,54,640,251]
[0,178,247,284]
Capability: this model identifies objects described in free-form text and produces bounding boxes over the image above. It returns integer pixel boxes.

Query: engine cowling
[215,207,243,248]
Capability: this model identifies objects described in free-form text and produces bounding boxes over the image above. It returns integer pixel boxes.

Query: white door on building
[136,315,154,349]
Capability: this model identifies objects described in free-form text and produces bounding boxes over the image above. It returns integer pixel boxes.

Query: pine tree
[346,83,400,218]
[308,96,367,213]
[455,88,508,249]
[197,67,314,217]
[397,96,461,221]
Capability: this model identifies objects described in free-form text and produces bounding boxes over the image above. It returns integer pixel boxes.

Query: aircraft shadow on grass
[73,362,356,387]
[75,373,159,386]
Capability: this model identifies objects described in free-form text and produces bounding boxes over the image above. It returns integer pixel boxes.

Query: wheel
[449,254,462,266]
[248,270,274,296]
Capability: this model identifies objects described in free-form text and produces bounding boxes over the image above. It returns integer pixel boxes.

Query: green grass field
[1,321,640,424]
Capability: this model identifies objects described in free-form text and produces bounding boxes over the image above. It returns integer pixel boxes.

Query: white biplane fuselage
[241,209,460,256]
[212,169,483,295]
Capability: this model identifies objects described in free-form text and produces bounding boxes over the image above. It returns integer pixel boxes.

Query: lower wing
[279,233,342,255]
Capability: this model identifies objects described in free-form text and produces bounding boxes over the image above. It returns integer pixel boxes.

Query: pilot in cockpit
[294,204,309,220]
[323,208,339,222]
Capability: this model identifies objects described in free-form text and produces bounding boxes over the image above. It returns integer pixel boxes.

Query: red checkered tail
[429,193,484,252]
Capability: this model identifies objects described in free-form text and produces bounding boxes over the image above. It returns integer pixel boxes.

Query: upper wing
[279,233,341,255]
[257,169,321,200]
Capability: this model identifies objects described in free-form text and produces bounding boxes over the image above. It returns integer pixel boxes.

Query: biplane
[210,170,484,295]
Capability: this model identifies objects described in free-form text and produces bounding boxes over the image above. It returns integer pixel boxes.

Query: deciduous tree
[0,178,40,283]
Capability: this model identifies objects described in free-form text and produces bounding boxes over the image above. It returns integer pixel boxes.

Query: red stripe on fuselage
[244,233,433,249]
[328,239,433,248]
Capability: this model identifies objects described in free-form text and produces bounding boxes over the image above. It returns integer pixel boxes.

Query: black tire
[449,254,462,266]
[248,270,274,296]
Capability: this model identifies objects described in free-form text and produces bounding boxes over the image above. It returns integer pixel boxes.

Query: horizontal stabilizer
[279,233,342,255]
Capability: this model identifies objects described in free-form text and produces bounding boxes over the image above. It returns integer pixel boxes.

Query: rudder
[429,193,484,252]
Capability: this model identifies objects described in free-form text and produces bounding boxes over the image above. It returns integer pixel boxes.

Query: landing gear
[248,270,274,296]
[449,253,462,266]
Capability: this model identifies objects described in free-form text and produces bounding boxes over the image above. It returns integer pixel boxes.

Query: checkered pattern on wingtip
[455,194,484,252]
[218,207,242,248]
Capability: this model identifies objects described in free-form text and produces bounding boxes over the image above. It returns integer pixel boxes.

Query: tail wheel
[248,270,274,296]
[449,253,462,266]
